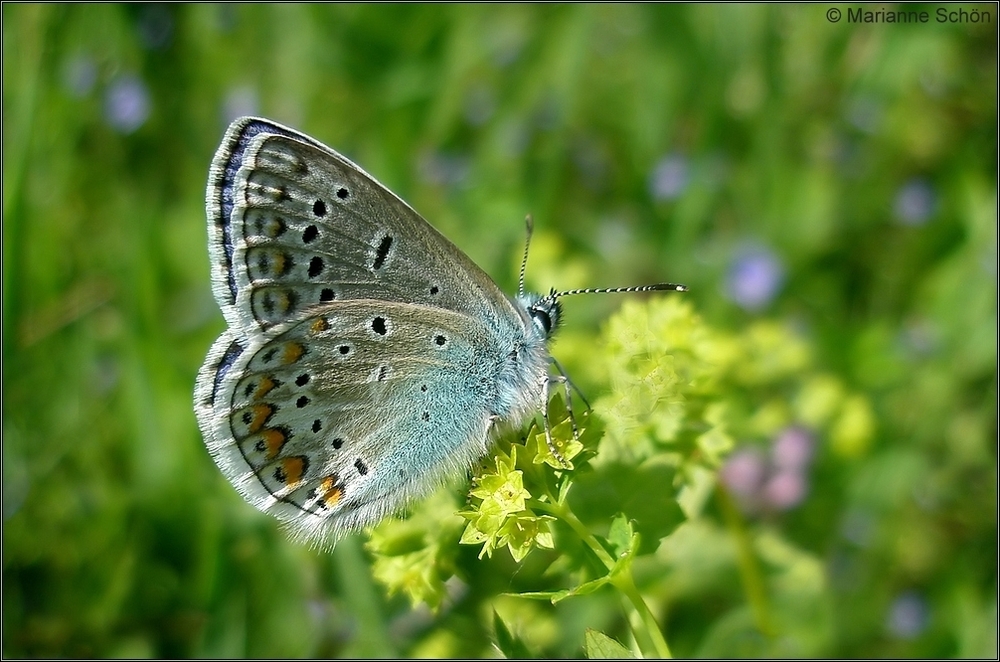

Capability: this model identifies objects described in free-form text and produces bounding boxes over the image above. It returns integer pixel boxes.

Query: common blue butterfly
[194,117,685,545]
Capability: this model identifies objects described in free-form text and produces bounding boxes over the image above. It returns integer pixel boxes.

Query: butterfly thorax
[489,292,561,427]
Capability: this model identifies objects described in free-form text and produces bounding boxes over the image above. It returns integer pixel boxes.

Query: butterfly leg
[541,375,572,469]
[550,359,589,448]
[552,357,591,411]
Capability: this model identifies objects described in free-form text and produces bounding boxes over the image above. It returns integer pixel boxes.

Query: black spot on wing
[212,341,244,403]
[373,235,393,270]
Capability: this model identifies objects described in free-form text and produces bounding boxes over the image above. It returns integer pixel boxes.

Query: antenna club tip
[674,284,689,292]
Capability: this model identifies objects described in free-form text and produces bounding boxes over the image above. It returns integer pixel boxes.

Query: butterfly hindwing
[195,299,505,543]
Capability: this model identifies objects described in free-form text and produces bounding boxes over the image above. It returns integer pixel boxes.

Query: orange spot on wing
[254,376,276,399]
[275,291,291,313]
[321,475,343,507]
[245,404,274,434]
[282,342,304,364]
[310,317,329,334]
[260,428,287,459]
[281,456,307,486]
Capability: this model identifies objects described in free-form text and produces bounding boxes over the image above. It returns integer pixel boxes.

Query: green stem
[613,570,673,659]
[537,502,672,658]
[716,486,775,637]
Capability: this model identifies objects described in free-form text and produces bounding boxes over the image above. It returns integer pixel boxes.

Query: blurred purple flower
[105,75,150,134]
[726,245,784,311]
[840,509,875,547]
[771,427,814,472]
[418,152,470,188]
[720,448,766,502]
[649,154,689,201]
[762,470,806,510]
[533,95,561,132]
[464,85,495,127]
[900,318,939,357]
[894,179,936,226]
[574,139,610,192]
[846,96,882,134]
[63,55,97,97]
[886,592,929,639]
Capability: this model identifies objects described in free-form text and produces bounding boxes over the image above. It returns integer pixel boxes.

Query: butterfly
[194,117,685,546]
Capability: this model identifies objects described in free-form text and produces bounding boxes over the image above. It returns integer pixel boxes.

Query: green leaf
[607,515,634,557]
[492,610,535,659]
[513,572,613,603]
[569,461,685,555]
[584,629,637,659]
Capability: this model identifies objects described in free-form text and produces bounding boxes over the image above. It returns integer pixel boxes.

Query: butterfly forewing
[207,117,518,335]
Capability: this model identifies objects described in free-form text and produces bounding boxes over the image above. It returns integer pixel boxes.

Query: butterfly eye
[531,308,552,335]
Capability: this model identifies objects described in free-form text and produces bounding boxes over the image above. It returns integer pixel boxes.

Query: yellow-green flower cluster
[459,447,555,562]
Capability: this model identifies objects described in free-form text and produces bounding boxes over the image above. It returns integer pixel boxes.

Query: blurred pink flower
[720,448,766,501]
[762,470,806,510]
[771,426,814,472]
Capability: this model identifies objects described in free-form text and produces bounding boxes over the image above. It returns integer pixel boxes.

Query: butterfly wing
[206,116,521,335]
[197,117,552,544]
[196,299,509,544]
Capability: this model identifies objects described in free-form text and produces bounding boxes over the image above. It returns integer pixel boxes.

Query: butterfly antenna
[550,282,688,302]
[518,215,534,297]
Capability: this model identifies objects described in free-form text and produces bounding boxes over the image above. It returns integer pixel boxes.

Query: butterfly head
[519,290,563,340]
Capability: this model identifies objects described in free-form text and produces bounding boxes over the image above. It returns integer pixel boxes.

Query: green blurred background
[2,4,996,658]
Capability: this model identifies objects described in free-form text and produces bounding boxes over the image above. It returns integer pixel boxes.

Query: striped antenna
[518,215,534,297]
[517,215,688,301]
[551,283,688,299]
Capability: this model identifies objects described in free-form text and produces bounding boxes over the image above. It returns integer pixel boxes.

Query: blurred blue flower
[63,55,97,97]
[886,592,929,639]
[649,154,689,201]
[105,75,150,134]
[894,179,936,226]
[222,86,260,125]
[726,245,784,311]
